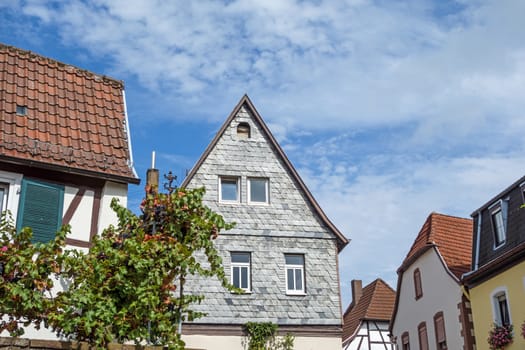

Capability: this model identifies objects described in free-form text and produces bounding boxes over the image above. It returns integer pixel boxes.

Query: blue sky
[1,0,525,309]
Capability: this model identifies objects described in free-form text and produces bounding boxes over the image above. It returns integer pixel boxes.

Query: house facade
[342,279,395,350]
[0,44,139,339]
[181,95,349,350]
[463,175,525,350]
[390,213,475,350]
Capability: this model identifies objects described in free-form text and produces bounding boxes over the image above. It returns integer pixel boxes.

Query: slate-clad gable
[183,96,346,326]
[190,105,332,239]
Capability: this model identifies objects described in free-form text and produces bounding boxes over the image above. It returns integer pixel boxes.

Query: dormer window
[237,122,251,139]
[16,105,27,116]
[489,199,508,249]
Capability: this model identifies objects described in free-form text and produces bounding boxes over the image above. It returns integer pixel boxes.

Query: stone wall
[0,337,174,350]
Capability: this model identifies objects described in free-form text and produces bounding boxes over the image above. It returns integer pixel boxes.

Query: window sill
[493,242,506,250]
[219,200,241,205]
[286,292,306,296]
[231,290,252,295]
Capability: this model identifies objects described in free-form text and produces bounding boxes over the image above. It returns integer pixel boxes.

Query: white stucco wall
[391,249,463,350]
[183,334,342,350]
[98,181,128,233]
[63,186,94,241]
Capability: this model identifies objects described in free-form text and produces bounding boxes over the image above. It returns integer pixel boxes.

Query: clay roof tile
[0,43,138,183]
[401,212,473,279]
[342,279,396,343]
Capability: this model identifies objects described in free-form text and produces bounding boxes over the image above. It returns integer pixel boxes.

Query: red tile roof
[401,212,473,279]
[342,279,396,342]
[0,43,139,183]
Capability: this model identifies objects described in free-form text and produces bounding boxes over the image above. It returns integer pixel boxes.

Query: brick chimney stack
[146,151,159,192]
[351,280,363,305]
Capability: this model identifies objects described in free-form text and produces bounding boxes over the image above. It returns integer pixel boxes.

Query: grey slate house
[180,95,349,350]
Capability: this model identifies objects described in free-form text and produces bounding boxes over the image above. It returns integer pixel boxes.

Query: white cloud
[3,0,525,308]
[296,145,525,307]
[11,0,524,147]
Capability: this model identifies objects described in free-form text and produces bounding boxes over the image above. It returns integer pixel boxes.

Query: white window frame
[231,252,251,292]
[489,199,508,249]
[219,176,240,203]
[285,254,305,295]
[0,170,22,220]
[491,287,511,326]
[0,182,9,213]
[247,177,269,204]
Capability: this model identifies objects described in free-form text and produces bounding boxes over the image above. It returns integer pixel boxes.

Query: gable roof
[181,94,349,251]
[0,43,139,184]
[390,213,472,334]
[342,279,395,343]
[400,212,473,280]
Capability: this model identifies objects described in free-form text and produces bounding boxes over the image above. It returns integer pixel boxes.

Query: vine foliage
[1,186,235,350]
[244,322,295,350]
[0,212,68,337]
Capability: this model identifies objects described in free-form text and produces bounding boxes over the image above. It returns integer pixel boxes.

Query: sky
[1,0,525,310]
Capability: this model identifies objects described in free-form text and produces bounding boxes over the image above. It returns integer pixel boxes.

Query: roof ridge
[430,211,473,222]
[375,278,396,293]
[0,42,123,88]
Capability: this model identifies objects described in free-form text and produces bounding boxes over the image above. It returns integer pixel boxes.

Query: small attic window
[16,105,27,116]
[237,122,251,139]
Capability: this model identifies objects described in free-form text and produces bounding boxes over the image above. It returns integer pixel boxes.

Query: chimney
[146,151,159,192]
[351,280,363,305]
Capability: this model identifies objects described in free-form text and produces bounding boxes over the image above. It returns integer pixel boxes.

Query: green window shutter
[17,179,64,243]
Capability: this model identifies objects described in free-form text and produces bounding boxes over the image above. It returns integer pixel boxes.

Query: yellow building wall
[470,260,525,350]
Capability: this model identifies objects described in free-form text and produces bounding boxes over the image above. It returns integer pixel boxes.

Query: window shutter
[17,179,64,243]
[414,268,422,299]
[401,332,410,348]
[418,323,429,350]
[435,313,446,343]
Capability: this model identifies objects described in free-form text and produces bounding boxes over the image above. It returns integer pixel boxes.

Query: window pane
[221,178,238,201]
[498,295,510,326]
[231,252,250,263]
[285,254,304,265]
[287,269,294,290]
[233,266,240,288]
[241,266,248,289]
[250,179,267,202]
[295,269,302,290]
[492,210,505,245]
[0,187,5,211]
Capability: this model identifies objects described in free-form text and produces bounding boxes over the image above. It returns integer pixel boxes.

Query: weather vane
[164,171,177,194]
